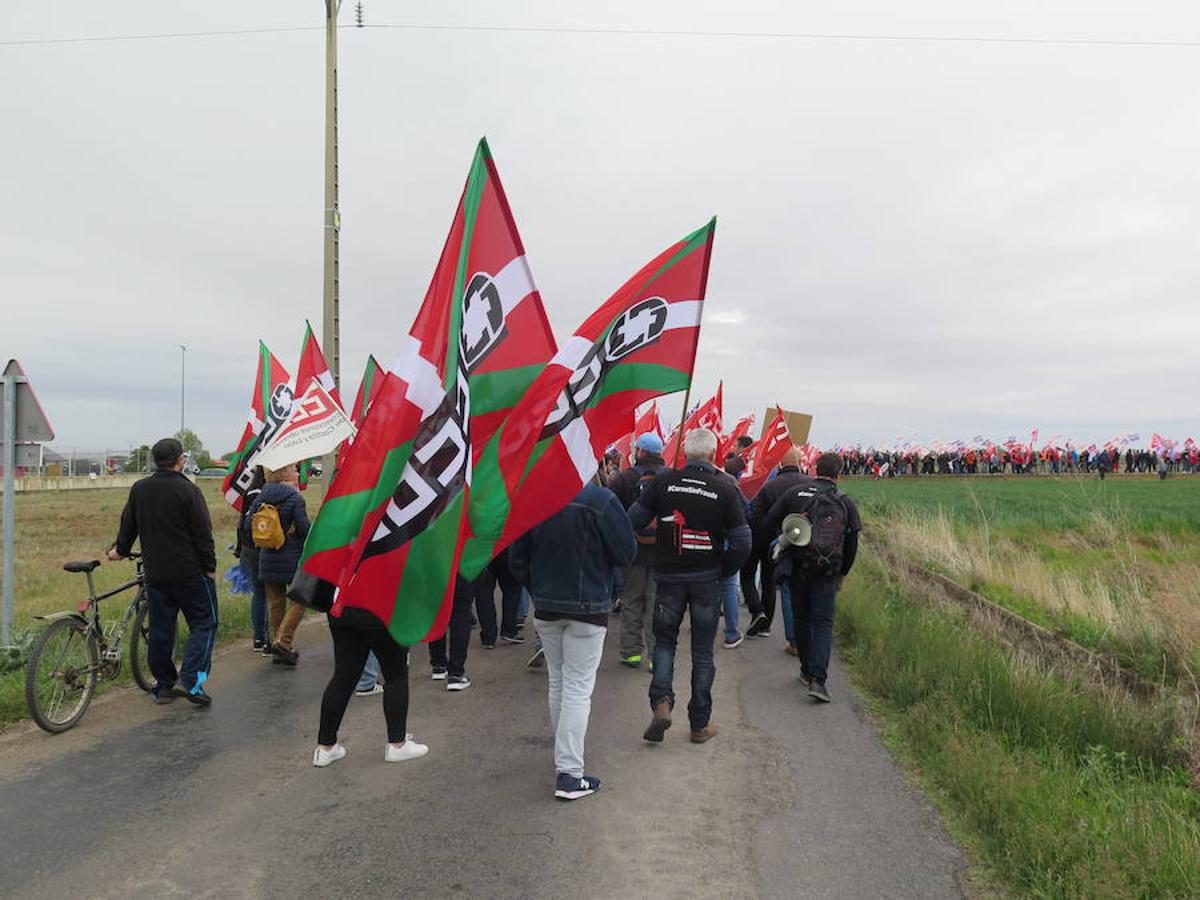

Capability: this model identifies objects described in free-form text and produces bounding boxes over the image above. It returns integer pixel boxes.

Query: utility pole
[179,344,187,434]
[322,0,342,483]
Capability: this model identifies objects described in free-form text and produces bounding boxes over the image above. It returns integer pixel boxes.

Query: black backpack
[790,483,848,573]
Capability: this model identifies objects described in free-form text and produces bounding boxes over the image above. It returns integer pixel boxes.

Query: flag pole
[670,216,717,468]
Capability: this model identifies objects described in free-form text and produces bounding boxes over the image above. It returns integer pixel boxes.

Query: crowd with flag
[212,138,1189,792]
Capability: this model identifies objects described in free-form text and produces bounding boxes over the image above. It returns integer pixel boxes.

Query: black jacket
[748,466,807,546]
[608,453,666,510]
[761,476,862,577]
[629,459,751,582]
[114,468,216,586]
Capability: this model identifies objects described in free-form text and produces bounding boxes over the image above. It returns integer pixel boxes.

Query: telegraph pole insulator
[355,2,364,27]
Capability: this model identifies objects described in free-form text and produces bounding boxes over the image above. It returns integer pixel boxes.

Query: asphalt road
[0,608,967,899]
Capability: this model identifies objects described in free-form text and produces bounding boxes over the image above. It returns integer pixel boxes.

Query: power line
[2,21,1199,50]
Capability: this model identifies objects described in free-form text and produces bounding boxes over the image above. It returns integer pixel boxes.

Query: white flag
[256,381,355,472]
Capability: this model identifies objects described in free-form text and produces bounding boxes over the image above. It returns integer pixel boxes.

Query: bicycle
[24,552,168,733]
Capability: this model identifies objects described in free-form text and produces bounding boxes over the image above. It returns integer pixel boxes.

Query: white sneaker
[355,683,384,697]
[385,735,429,763]
[313,743,347,768]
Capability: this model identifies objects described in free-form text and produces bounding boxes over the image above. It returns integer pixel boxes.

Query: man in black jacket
[743,446,806,639]
[608,432,666,667]
[762,452,862,703]
[629,428,751,744]
[109,438,218,705]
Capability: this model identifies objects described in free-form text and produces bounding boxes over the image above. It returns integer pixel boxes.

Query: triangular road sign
[1,360,55,443]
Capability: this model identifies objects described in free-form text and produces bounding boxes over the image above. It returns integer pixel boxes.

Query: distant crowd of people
[108,431,862,802]
[831,445,1195,479]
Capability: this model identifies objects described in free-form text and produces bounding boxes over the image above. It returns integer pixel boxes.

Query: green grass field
[0,480,322,729]
[833,474,1200,897]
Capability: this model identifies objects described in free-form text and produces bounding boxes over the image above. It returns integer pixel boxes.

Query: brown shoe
[783,643,798,657]
[690,724,720,744]
[643,699,672,743]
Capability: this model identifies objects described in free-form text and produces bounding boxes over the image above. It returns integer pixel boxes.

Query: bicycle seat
[63,560,102,573]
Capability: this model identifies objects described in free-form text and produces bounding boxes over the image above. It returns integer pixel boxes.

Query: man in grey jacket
[510,481,636,801]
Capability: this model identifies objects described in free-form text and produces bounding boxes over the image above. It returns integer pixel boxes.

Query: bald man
[742,446,807,642]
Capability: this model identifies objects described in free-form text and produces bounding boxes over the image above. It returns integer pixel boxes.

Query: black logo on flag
[540,297,669,440]
[461,272,508,374]
[233,383,295,497]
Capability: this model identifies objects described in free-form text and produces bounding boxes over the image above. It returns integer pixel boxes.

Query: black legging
[318,606,410,745]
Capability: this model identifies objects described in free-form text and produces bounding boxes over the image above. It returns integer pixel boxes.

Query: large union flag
[222,342,293,510]
[299,139,555,644]
[460,218,715,576]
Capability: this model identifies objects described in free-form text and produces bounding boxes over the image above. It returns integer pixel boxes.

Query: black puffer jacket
[246,482,310,585]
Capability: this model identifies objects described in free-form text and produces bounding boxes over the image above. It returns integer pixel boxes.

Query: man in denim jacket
[510,481,636,801]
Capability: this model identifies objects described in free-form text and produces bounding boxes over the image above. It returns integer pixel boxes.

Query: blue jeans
[720,574,740,642]
[146,575,219,694]
[779,582,795,646]
[650,579,721,731]
[356,651,380,692]
[242,562,267,644]
[789,573,839,684]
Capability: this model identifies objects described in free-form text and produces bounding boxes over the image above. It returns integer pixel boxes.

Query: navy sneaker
[555,773,601,801]
[172,685,213,707]
[150,685,176,705]
[808,681,831,703]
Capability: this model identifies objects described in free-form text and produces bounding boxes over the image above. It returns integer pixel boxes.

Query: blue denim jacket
[509,484,637,616]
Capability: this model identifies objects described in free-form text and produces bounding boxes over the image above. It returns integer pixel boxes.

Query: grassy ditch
[838,550,1200,898]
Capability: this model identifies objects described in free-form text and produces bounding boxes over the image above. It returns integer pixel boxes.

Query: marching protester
[246,464,310,666]
[608,432,667,668]
[743,446,806,640]
[108,437,218,706]
[313,601,428,767]
[234,465,270,654]
[510,478,636,800]
[629,428,751,744]
[762,452,862,702]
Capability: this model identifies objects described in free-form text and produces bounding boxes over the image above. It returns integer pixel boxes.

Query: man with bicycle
[109,437,218,706]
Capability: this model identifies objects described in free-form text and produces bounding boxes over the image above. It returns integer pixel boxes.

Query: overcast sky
[3,1,1198,454]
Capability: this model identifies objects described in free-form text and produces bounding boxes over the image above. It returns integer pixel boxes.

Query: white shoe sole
[446,681,471,691]
[431,671,448,681]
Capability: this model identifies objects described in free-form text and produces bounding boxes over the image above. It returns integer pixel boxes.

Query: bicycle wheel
[129,594,183,692]
[25,618,100,733]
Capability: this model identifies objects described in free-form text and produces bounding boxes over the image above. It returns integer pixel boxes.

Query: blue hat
[634,433,664,454]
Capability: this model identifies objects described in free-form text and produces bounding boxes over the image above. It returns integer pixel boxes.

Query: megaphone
[772,513,812,561]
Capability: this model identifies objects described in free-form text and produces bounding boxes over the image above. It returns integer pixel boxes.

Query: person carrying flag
[629,428,751,745]
[608,432,667,668]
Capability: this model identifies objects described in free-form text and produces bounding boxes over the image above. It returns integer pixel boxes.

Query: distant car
[197,467,227,478]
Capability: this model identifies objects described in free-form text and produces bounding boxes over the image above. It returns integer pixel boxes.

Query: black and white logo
[540,297,669,439]
[460,272,508,374]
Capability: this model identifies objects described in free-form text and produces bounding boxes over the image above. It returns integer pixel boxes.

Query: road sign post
[1,360,54,647]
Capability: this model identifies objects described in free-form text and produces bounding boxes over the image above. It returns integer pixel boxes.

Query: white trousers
[533,618,607,778]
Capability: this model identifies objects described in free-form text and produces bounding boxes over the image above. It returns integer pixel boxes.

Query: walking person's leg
[804,576,839,701]
[266,582,287,646]
[175,575,219,700]
[447,576,475,686]
[355,651,380,694]
[645,582,686,741]
[534,617,567,739]
[619,564,649,664]
[428,637,448,678]
[362,618,424,759]
[642,572,656,663]
[720,574,742,646]
[275,597,306,653]
[316,614,371,763]
[493,553,524,641]
[145,583,181,694]
[779,581,796,652]
[686,581,722,740]
[555,621,606,782]
[791,576,814,682]
[472,570,499,648]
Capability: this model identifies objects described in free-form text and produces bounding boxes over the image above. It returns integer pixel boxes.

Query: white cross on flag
[256,381,355,472]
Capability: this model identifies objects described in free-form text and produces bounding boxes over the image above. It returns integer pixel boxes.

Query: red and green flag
[294,321,343,489]
[459,218,716,576]
[222,341,292,510]
[349,355,385,427]
[300,139,556,645]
